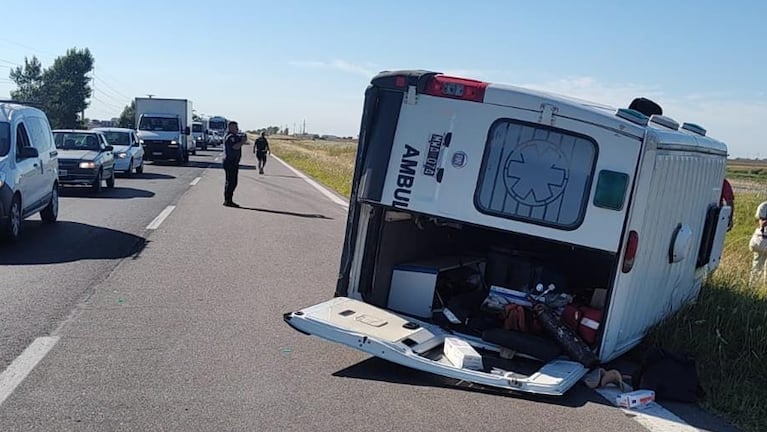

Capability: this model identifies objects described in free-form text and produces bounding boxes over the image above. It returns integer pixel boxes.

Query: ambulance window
[475,119,597,230]
[593,170,629,211]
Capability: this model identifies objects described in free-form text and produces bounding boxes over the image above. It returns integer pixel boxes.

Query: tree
[117,100,135,128]
[41,48,95,129]
[9,56,45,105]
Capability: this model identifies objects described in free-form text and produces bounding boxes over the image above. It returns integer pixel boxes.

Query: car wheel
[40,184,58,223]
[4,195,22,242]
[92,170,102,193]
[135,162,144,174]
[106,169,116,189]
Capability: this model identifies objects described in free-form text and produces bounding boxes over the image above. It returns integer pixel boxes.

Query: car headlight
[117,152,128,159]
[79,161,96,169]
[139,140,144,144]
[0,171,5,188]
[171,140,178,145]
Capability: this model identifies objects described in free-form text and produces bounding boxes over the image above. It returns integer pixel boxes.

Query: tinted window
[138,117,179,132]
[53,133,102,151]
[0,122,9,157]
[102,132,131,145]
[475,119,597,230]
[593,170,629,211]
[192,124,203,132]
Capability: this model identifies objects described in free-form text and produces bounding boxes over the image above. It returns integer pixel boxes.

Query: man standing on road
[223,121,247,207]
[253,132,270,175]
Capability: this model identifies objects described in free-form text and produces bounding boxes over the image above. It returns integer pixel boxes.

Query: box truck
[283,70,731,396]
[135,97,194,164]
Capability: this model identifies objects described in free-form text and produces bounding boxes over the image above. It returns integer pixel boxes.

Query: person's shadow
[236,206,332,220]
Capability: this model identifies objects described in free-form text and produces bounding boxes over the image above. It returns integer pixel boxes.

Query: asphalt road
[0,148,739,431]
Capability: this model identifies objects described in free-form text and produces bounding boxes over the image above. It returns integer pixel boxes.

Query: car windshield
[102,131,131,146]
[139,117,179,132]
[209,120,225,130]
[0,122,9,157]
[54,133,102,151]
[192,124,203,132]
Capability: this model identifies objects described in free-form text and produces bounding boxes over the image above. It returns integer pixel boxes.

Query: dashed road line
[146,205,176,230]
[595,387,700,432]
[0,337,60,407]
[190,176,201,186]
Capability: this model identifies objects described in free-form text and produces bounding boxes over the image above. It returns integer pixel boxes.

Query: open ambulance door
[284,297,588,396]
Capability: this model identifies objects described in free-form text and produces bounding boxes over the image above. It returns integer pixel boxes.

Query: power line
[93,74,131,100]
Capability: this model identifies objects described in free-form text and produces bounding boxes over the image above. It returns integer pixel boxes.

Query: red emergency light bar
[423,75,488,103]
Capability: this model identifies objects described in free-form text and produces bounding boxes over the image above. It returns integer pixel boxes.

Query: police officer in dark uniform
[253,132,270,174]
[223,121,247,207]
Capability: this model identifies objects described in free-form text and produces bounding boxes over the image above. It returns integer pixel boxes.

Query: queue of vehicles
[1,97,231,243]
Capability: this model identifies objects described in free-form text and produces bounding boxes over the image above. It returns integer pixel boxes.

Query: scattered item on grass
[631,347,705,403]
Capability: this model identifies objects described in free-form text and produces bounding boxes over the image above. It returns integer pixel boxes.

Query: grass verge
[268,136,356,198]
[644,192,767,432]
[271,137,767,431]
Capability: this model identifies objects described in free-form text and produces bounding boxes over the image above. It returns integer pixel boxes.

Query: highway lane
[0,149,221,370]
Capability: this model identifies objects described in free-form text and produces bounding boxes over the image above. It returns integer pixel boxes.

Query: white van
[283,71,731,396]
[0,102,59,242]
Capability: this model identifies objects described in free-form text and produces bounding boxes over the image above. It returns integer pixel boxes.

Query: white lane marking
[0,336,60,407]
[190,176,201,186]
[271,155,349,209]
[146,205,176,230]
[595,387,700,432]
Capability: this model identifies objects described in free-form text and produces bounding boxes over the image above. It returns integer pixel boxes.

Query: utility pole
[303,119,306,135]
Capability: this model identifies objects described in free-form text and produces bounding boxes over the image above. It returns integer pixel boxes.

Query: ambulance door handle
[435,132,453,184]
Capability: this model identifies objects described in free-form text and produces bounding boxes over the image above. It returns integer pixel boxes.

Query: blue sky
[1,0,765,157]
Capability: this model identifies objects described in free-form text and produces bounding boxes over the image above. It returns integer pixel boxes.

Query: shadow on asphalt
[332,357,610,409]
[236,206,332,219]
[59,186,155,199]
[117,172,177,180]
[0,221,148,265]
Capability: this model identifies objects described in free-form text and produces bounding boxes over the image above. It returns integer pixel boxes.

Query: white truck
[135,97,194,164]
[284,70,731,397]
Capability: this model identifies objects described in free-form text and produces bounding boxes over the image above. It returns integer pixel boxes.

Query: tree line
[8,48,95,129]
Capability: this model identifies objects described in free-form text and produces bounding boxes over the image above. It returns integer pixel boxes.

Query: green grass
[644,192,767,432]
[272,139,767,431]
[269,137,356,198]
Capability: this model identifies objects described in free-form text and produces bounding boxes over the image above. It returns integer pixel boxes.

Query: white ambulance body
[284,70,730,396]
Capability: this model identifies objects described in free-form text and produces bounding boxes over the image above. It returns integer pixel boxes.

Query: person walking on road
[223,121,247,207]
[253,132,270,174]
[750,198,767,286]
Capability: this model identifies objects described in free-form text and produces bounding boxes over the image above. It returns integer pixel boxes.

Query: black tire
[40,185,58,223]
[92,170,102,192]
[4,195,22,242]
[135,163,144,174]
[106,169,115,189]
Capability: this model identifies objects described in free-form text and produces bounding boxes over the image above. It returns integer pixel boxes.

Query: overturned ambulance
[284,70,731,396]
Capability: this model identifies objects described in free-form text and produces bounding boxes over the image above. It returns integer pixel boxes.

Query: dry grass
[267,136,356,198]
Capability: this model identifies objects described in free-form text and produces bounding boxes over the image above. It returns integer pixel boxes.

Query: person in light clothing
[750,199,767,286]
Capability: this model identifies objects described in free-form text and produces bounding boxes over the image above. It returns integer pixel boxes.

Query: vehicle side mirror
[105,145,114,152]
[19,147,39,159]
[184,126,191,135]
